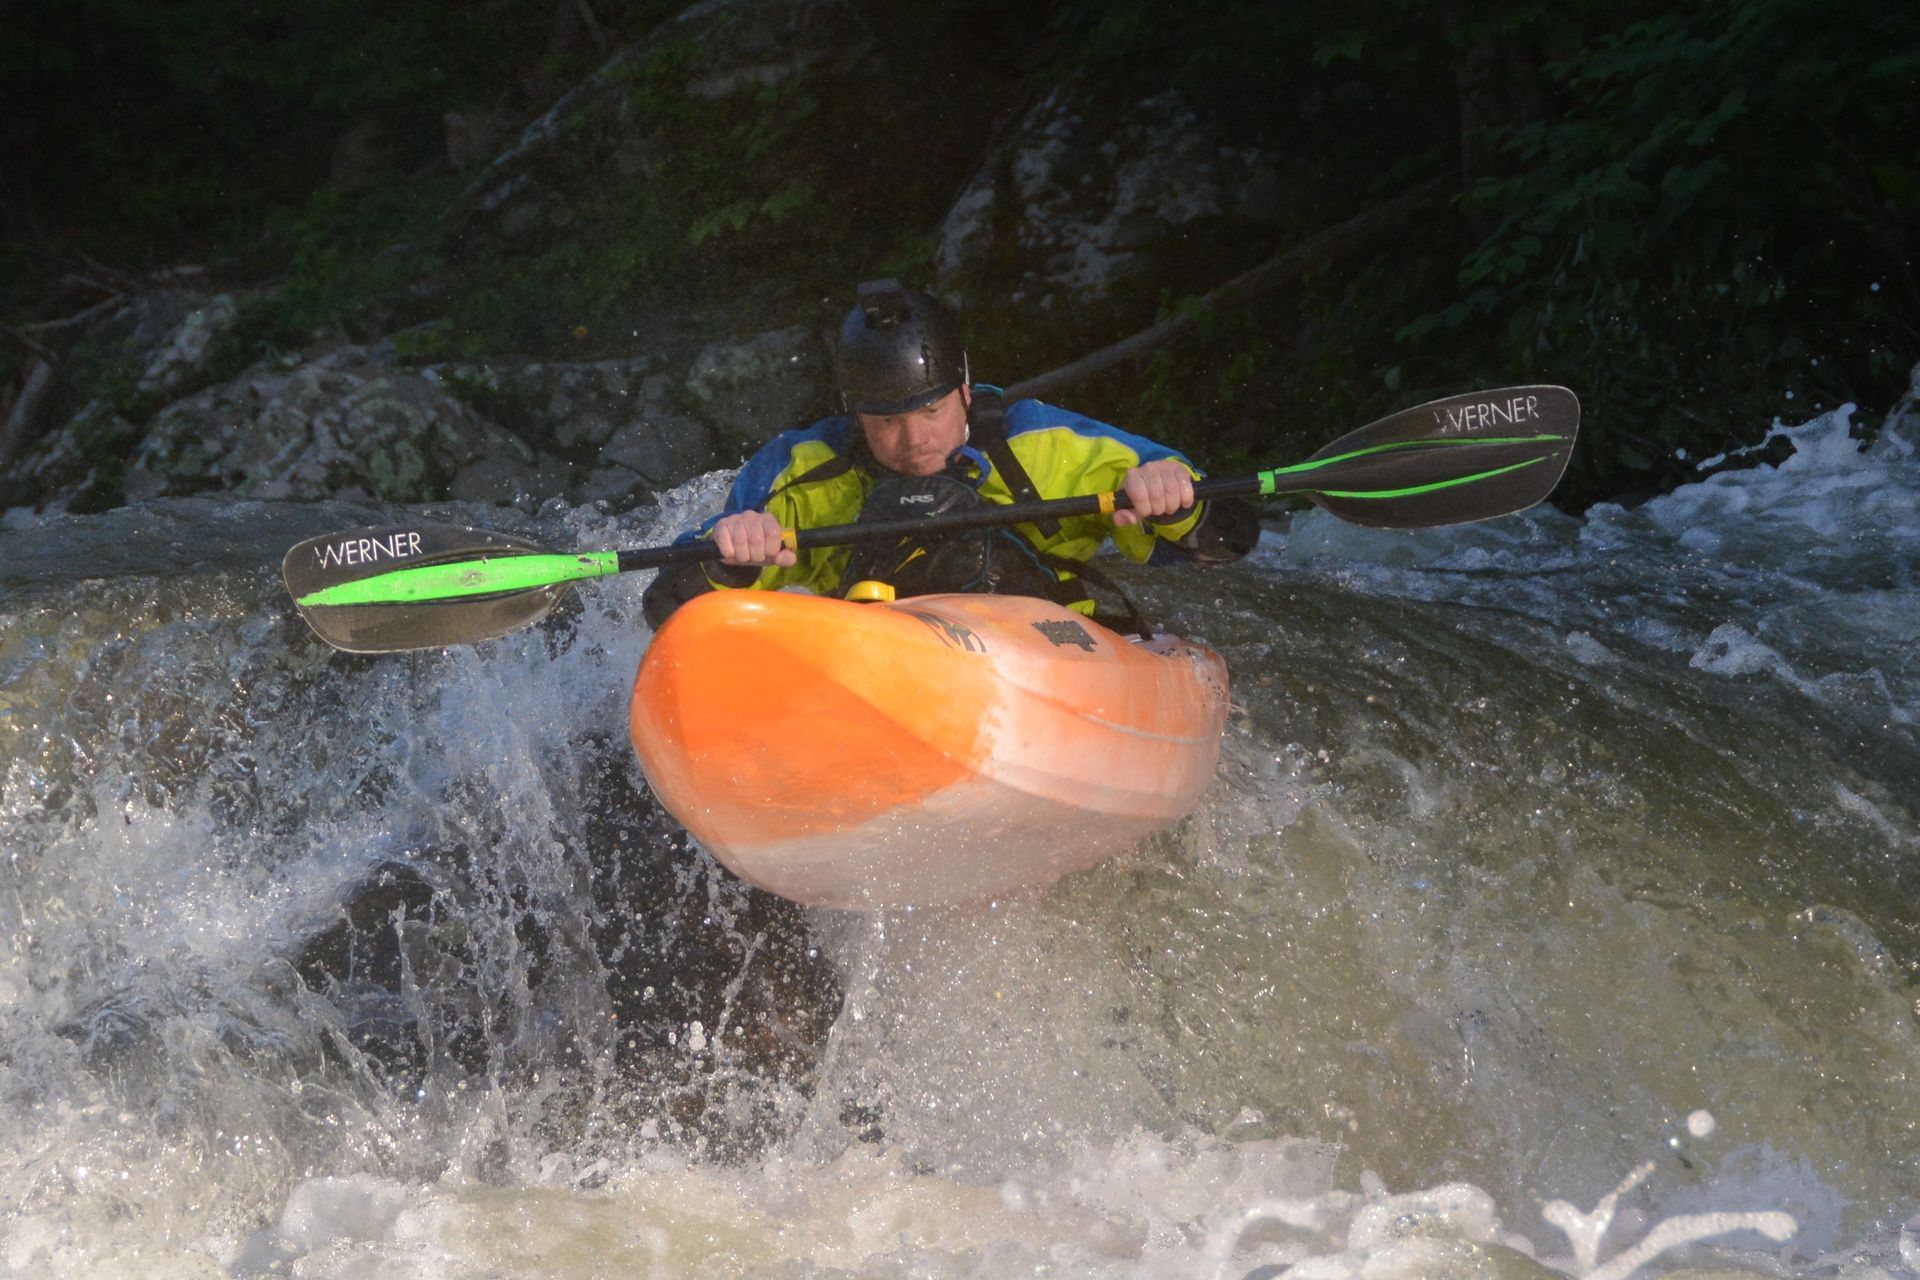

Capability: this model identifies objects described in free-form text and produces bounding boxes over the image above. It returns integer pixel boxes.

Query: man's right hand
[711,510,798,567]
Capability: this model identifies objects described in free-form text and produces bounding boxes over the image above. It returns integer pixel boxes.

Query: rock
[328,117,389,195]
[575,462,651,510]
[441,0,879,254]
[3,290,241,510]
[424,356,661,452]
[64,290,241,406]
[670,0,876,100]
[683,325,827,458]
[444,105,520,171]
[448,451,575,507]
[39,313,813,516]
[133,293,240,400]
[420,331,828,509]
[936,82,1285,304]
[600,373,721,487]
[422,359,725,504]
[3,399,139,513]
[125,345,534,504]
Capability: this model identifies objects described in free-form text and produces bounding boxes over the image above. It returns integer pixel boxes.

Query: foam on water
[211,1132,1812,1280]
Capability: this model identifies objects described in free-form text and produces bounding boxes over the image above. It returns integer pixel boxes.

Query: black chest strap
[764,430,868,504]
[968,387,1061,539]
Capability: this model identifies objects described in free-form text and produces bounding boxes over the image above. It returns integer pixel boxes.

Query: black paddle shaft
[609,481,1243,573]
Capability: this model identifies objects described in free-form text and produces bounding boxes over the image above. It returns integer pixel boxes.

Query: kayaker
[642,279,1258,627]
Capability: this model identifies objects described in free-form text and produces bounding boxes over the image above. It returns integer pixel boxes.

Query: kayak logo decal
[1431,393,1540,436]
[312,530,424,569]
[1031,619,1095,651]
[900,609,986,653]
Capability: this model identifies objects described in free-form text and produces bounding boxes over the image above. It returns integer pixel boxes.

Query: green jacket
[689,393,1206,607]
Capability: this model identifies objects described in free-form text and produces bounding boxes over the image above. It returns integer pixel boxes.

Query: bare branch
[1005,181,1450,403]
[572,0,610,53]
[1,322,60,362]
[23,294,128,335]
[0,357,58,470]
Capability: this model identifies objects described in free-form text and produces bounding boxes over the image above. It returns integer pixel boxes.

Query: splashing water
[2,405,1917,1278]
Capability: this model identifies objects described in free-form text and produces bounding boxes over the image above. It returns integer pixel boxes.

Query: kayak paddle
[284,384,1579,653]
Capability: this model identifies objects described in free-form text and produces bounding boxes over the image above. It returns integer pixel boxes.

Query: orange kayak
[629,590,1229,908]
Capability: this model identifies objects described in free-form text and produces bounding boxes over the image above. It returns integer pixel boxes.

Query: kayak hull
[629,591,1228,908]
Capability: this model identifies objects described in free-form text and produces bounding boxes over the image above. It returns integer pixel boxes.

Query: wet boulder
[4,399,141,513]
[682,324,827,460]
[267,734,844,1158]
[123,344,538,504]
[564,732,845,1157]
[3,290,242,511]
[427,326,829,511]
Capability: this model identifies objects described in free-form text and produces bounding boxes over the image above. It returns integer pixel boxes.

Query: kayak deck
[629,590,1228,908]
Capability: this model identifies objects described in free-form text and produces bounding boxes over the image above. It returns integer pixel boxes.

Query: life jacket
[840,470,1065,596]
[764,388,1153,625]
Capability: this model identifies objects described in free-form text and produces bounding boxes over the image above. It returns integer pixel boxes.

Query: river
[2,401,1916,1278]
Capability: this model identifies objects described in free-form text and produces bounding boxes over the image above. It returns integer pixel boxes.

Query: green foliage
[687,183,818,247]
[1127,298,1281,467]
[1046,0,1442,141]
[420,50,875,356]
[0,0,664,255]
[1401,0,1920,497]
[208,174,459,375]
[662,79,825,248]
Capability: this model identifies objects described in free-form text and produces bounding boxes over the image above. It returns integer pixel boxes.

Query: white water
[2,403,1917,1278]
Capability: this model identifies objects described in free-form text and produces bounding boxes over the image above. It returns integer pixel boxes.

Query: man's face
[859,386,971,476]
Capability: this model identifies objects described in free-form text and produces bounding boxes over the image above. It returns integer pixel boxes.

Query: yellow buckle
[843,579,897,604]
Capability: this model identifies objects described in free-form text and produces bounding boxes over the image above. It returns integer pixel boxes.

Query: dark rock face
[442,0,880,257]
[682,325,827,460]
[937,81,1286,307]
[424,324,830,510]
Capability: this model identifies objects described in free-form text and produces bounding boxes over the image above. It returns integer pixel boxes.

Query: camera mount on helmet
[836,278,969,416]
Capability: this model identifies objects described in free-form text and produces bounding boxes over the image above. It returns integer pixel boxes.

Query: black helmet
[836,278,968,415]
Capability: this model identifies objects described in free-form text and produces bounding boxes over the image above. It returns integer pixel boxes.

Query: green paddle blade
[282,524,570,653]
[1269,385,1580,527]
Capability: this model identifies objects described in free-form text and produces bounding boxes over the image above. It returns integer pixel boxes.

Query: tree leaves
[1399,0,1920,496]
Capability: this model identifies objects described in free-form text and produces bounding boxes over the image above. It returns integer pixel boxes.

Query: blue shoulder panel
[678,413,856,543]
[1003,398,1194,468]
[727,414,857,510]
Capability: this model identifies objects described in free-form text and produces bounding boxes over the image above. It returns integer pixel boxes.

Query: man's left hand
[1112,459,1197,527]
